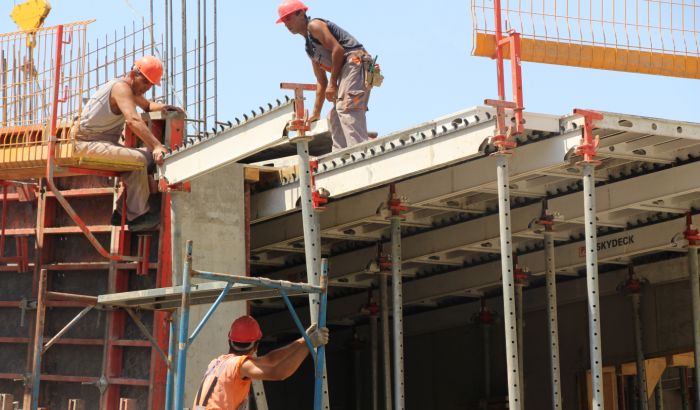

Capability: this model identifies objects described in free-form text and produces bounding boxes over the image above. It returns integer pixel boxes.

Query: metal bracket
[309,160,328,210]
[18,298,37,327]
[573,108,603,165]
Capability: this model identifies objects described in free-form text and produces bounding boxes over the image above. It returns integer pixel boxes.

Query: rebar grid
[0,21,91,143]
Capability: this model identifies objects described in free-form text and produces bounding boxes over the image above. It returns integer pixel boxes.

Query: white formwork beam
[252,109,564,221]
[261,214,700,335]
[159,100,295,185]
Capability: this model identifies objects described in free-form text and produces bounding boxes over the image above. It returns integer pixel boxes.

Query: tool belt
[362,54,383,90]
[347,50,384,90]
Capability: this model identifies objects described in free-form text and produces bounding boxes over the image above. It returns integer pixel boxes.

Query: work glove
[306,323,330,348]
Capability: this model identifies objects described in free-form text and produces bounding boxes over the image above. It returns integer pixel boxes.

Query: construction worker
[72,55,182,231]
[277,0,379,151]
[193,315,330,409]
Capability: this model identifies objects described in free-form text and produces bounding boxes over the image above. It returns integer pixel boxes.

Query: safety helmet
[134,55,163,86]
[228,315,263,343]
[276,0,308,24]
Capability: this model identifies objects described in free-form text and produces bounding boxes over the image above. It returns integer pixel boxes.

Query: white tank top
[77,78,126,143]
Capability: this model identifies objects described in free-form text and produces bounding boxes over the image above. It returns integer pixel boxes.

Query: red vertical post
[509,33,524,135]
[150,114,184,410]
[494,0,506,102]
[1,184,8,256]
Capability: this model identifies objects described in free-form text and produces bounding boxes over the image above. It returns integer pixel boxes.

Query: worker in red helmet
[193,315,329,409]
[277,0,381,151]
[72,55,184,231]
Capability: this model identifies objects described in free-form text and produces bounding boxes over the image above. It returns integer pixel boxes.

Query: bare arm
[240,339,310,381]
[112,83,167,164]
[308,20,345,102]
[309,60,328,122]
[134,94,185,114]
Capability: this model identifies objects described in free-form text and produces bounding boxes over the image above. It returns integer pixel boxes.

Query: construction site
[1,0,700,409]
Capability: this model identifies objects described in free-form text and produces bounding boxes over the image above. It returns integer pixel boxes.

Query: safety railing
[471,0,700,79]
[0,21,91,178]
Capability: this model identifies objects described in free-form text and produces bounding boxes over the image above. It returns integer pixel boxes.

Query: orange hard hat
[228,315,263,343]
[134,55,163,86]
[276,0,308,24]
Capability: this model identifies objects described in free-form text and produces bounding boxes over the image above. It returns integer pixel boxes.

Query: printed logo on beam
[579,235,635,258]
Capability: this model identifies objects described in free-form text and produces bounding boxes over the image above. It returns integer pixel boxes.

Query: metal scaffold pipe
[380,272,393,410]
[391,214,405,410]
[296,140,330,409]
[582,162,604,408]
[689,245,700,409]
[170,192,183,285]
[483,323,491,399]
[655,380,664,410]
[369,298,379,410]
[515,272,525,406]
[496,154,523,409]
[544,231,562,409]
[632,292,648,410]
[173,240,193,410]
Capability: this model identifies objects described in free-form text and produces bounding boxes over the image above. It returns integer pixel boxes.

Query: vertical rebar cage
[0,21,91,177]
[471,0,700,78]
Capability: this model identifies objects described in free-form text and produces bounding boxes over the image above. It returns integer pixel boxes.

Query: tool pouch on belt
[363,56,384,90]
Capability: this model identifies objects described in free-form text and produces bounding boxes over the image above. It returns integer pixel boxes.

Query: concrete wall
[261,257,696,409]
[172,163,248,406]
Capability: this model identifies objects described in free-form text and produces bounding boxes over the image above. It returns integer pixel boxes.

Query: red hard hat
[276,0,308,24]
[134,55,163,86]
[228,315,263,343]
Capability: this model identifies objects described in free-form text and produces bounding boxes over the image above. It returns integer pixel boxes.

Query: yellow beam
[473,32,700,80]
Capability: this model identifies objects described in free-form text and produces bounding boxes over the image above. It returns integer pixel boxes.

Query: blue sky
[2,1,695,135]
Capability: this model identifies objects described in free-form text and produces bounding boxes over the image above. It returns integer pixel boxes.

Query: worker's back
[77,78,126,143]
[193,354,252,410]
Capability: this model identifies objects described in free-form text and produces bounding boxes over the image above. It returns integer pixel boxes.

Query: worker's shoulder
[307,18,328,32]
[110,80,133,96]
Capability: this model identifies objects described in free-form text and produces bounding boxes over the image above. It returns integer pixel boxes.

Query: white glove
[306,323,330,348]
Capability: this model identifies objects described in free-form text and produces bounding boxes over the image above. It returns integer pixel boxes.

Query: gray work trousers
[330,52,372,151]
[74,140,152,220]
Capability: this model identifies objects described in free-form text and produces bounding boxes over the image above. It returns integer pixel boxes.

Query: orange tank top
[193,354,251,410]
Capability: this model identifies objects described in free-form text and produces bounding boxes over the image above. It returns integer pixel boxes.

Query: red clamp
[514,265,530,286]
[685,213,700,247]
[513,254,530,286]
[387,184,408,218]
[474,298,494,325]
[158,178,191,193]
[366,301,379,317]
[377,254,392,272]
[388,196,408,217]
[619,265,644,294]
[309,160,328,210]
[485,99,521,152]
[573,108,603,164]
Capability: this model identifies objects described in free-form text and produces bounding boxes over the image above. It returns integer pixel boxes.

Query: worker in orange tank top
[193,315,329,409]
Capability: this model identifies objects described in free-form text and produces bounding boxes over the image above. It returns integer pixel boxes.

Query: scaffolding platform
[97,280,306,310]
[0,124,145,180]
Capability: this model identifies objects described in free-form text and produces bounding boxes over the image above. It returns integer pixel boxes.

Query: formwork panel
[42,381,100,410]
[45,309,105,340]
[43,345,103,377]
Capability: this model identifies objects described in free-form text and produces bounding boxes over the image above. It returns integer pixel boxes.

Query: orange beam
[473,32,700,79]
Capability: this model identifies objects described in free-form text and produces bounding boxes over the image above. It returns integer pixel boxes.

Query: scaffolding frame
[21,240,328,410]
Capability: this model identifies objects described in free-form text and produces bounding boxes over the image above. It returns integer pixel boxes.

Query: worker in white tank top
[75,56,183,231]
